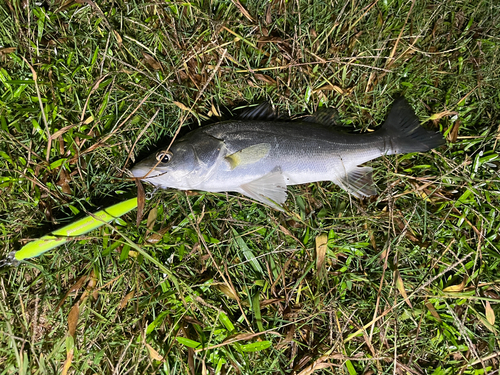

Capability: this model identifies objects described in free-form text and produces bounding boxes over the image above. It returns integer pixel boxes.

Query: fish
[130,98,444,210]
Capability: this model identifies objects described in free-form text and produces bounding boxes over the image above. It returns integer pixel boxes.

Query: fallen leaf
[429,110,458,121]
[257,35,283,46]
[443,276,468,292]
[286,324,295,341]
[58,135,65,155]
[86,270,97,289]
[230,0,254,22]
[188,348,195,375]
[61,348,73,375]
[142,52,162,71]
[368,229,377,251]
[448,119,461,143]
[56,275,88,310]
[395,270,412,308]
[83,115,94,125]
[296,355,337,375]
[57,168,72,195]
[477,314,496,333]
[68,302,80,338]
[146,343,165,361]
[211,102,220,117]
[146,207,158,234]
[485,301,495,326]
[51,116,93,140]
[146,226,171,244]
[254,73,276,85]
[0,47,16,55]
[173,101,201,118]
[265,3,272,24]
[310,28,318,50]
[425,302,442,322]
[260,298,284,307]
[314,84,345,95]
[394,216,420,243]
[484,289,500,300]
[315,233,328,276]
[183,315,204,326]
[216,283,239,300]
[118,290,135,310]
[113,30,122,47]
[174,101,190,111]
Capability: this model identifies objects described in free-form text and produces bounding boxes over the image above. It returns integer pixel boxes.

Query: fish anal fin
[339,167,377,198]
[239,168,287,211]
[225,143,271,170]
[239,102,276,120]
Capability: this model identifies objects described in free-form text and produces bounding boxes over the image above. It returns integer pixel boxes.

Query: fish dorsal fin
[239,102,276,120]
[303,107,339,127]
[339,167,377,198]
[225,143,271,170]
[238,168,287,211]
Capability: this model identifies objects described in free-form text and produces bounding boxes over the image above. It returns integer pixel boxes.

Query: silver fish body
[131,99,444,210]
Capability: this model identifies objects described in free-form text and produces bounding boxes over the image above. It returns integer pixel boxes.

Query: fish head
[130,134,225,189]
[130,139,199,188]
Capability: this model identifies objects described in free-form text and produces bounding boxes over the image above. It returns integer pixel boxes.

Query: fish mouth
[130,165,166,180]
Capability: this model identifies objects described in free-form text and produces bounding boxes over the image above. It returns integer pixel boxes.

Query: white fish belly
[194,146,383,193]
[281,147,383,186]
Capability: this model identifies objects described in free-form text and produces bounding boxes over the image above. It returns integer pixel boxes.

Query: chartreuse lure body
[1,197,138,266]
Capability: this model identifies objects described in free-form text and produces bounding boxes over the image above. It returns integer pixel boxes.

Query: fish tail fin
[380,98,445,154]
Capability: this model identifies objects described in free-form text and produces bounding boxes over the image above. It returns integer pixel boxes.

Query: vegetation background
[0,0,499,373]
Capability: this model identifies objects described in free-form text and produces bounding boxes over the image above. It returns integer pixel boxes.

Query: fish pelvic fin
[380,98,445,154]
[339,167,377,198]
[238,168,287,211]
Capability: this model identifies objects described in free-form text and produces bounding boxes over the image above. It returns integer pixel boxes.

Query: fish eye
[156,151,173,163]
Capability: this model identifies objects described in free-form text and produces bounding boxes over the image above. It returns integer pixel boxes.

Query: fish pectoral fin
[238,168,287,211]
[225,143,271,170]
[339,167,377,198]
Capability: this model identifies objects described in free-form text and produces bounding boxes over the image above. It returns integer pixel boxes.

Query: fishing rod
[0,198,138,268]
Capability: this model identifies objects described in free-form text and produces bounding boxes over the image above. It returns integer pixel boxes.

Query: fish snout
[130,164,161,180]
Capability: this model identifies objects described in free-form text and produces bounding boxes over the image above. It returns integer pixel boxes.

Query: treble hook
[146,186,160,201]
[0,252,19,268]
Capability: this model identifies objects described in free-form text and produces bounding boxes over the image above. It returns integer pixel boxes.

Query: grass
[0,0,499,373]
